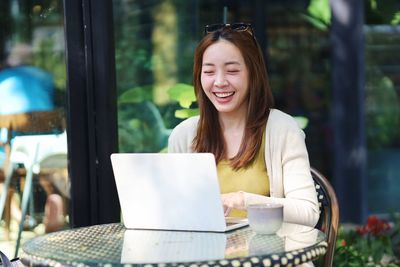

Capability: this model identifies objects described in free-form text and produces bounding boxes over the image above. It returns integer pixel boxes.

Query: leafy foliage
[302,0,331,30]
[168,83,196,108]
[167,83,199,119]
[116,82,197,152]
[119,85,154,104]
[365,69,400,149]
[366,0,400,25]
[334,215,400,266]
[118,101,171,153]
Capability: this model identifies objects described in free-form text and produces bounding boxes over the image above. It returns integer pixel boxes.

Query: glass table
[20,223,327,266]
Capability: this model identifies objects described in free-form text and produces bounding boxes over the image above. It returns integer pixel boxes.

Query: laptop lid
[110,153,247,232]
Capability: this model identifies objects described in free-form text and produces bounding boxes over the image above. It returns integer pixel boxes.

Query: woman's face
[200,40,249,116]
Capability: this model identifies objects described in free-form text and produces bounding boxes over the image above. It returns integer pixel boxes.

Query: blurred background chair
[311,167,340,267]
[0,43,69,257]
[0,110,67,257]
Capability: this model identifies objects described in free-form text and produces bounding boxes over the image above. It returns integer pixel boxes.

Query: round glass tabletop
[21,223,327,266]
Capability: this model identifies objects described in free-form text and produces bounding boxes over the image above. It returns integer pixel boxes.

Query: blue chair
[0,146,5,171]
[0,66,54,115]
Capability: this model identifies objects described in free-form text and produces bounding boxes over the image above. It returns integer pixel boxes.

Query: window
[365,25,400,214]
[0,0,68,255]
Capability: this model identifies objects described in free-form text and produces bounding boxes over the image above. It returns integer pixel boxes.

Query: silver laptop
[110,153,248,232]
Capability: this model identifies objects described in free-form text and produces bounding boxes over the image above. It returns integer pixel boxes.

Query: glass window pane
[262,3,332,177]
[365,25,400,214]
[113,1,331,163]
[364,1,400,215]
[113,1,332,223]
[0,0,68,256]
[113,0,221,154]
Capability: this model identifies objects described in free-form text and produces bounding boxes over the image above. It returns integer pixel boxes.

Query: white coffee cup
[247,203,284,235]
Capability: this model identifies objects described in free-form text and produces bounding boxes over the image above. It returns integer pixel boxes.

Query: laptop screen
[111,153,232,232]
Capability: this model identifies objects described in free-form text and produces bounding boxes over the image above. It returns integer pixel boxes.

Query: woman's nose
[214,73,228,87]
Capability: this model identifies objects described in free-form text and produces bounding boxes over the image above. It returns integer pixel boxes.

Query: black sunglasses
[204,22,254,36]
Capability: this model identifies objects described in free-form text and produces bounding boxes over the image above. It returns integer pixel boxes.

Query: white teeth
[214,92,234,98]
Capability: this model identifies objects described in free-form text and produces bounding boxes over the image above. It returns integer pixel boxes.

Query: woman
[168,23,319,227]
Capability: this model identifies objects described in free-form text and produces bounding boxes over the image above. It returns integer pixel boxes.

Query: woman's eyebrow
[202,61,241,66]
[225,61,241,66]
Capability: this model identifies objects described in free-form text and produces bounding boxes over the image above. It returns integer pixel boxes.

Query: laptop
[110,153,248,232]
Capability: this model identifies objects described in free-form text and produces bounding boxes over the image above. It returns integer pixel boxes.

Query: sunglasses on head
[204,22,254,36]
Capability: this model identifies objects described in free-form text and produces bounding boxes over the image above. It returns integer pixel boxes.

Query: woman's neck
[219,109,247,159]
[218,101,248,131]
[219,113,246,132]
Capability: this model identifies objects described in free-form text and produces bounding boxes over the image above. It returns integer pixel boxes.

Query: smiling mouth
[214,92,235,98]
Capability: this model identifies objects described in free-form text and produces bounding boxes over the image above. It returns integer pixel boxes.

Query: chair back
[0,109,65,138]
[0,109,65,170]
[311,167,339,267]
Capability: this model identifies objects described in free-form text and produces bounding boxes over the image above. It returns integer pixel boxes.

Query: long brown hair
[192,27,274,169]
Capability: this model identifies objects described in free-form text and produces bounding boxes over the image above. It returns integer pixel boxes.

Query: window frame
[63,0,119,227]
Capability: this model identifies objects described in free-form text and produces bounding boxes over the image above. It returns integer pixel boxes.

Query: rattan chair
[311,167,340,267]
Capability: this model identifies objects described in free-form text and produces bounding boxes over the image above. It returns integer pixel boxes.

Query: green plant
[116,82,196,153]
[167,83,198,119]
[117,85,171,153]
[334,214,400,266]
[301,0,331,31]
[365,69,400,149]
[366,0,400,25]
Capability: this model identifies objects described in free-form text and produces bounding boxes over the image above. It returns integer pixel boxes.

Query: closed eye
[203,71,214,74]
[227,70,239,74]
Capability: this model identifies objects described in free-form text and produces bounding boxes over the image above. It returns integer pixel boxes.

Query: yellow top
[217,133,270,218]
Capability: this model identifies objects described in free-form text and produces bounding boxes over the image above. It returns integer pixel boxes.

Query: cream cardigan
[168,109,320,227]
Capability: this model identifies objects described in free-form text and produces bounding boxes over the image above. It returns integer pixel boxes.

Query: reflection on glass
[225,223,319,259]
[113,1,221,154]
[121,230,227,263]
[112,1,332,181]
[365,25,400,214]
[0,0,68,255]
[120,223,324,264]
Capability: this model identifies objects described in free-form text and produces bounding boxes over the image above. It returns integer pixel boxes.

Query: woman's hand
[221,192,245,216]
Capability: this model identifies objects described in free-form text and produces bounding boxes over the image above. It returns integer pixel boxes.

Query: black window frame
[63,0,119,227]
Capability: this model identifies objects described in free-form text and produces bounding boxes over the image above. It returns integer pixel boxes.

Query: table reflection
[121,223,320,264]
[247,223,319,257]
[121,230,227,263]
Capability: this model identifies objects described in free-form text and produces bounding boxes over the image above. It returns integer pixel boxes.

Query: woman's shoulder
[267,109,305,140]
[171,115,199,134]
[168,116,199,152]
[268,109,300,129]
[171,116,200,141]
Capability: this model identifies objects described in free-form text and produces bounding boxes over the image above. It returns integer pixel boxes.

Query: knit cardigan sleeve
[243,109,320,227]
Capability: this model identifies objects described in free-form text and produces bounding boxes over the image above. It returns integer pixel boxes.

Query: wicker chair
[311,167,340,267]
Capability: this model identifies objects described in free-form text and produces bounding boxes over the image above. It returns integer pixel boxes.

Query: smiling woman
[168,24,320,230]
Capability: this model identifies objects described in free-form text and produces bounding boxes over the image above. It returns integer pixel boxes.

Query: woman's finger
[224,205,232,217]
